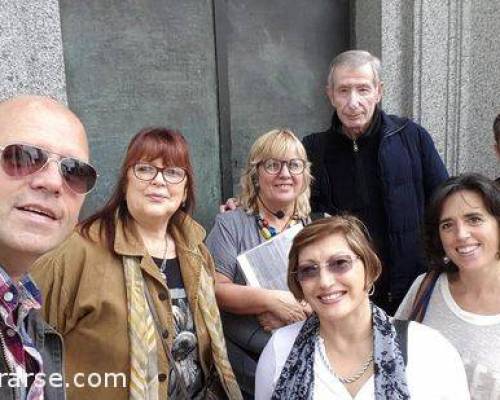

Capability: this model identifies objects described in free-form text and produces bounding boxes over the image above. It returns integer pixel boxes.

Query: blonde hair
[238,128,311,219]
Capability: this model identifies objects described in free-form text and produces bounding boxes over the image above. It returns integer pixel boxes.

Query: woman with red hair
[33,128,241,400]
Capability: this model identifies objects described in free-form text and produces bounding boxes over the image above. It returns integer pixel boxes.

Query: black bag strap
[393,318,409,366]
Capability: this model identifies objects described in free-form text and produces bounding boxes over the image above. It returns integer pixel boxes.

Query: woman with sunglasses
[32,128,242,400]
[255,216,469,400]
[396,174,500,399]
[206,128,313,399]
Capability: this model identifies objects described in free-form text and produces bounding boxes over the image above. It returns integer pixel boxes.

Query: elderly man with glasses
[0,95,97,399]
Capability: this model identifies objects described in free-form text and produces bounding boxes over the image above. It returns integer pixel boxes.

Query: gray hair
[326,50,382,89]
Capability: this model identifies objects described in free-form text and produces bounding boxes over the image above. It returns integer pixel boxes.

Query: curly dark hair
[425,173,500,273]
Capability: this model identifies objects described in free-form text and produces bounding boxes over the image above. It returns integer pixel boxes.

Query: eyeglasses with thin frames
[0,143,98,194]
[293,254,359,282]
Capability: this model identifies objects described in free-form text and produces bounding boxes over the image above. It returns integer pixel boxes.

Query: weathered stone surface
[0,0,66,102]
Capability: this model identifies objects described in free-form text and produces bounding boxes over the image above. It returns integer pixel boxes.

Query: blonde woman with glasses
[206,128,314,399]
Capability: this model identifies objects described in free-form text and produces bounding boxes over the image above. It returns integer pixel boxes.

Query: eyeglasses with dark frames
[293,254,359,282]
[133,162,186,184]
[0,143,98,194]
[259,158,305,176]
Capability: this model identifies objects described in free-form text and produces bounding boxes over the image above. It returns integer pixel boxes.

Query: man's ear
[376,81,384,104]
[326,86,335,107]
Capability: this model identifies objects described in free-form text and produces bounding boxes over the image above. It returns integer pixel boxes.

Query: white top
[397,273,500,400]
[255,319,469,400]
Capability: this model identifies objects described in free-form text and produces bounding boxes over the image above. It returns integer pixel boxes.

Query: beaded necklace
[255,214,298,240]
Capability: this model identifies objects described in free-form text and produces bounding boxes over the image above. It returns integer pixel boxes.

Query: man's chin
[10,231,71,258]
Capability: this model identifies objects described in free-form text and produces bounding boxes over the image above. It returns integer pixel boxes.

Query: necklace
[316,335,373,385]
[159,231,169,274]
[256,214,297,240]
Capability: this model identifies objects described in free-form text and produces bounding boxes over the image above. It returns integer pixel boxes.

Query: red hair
[80,127,196,253]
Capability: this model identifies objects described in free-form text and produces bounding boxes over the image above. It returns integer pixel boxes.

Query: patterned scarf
[123,255,242,400]
[197,263,243,400]
[123,256,159,400]
[271,304,410,399]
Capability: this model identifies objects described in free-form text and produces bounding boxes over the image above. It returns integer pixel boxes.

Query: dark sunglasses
[0,143,98,194]
[294,254,359,282]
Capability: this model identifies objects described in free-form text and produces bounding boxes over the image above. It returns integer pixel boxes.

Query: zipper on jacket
[352,139,359,152]
[0,329,20,400]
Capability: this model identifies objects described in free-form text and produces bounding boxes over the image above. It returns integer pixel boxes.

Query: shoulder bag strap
[393,318,409,366]
[408,270,440,322]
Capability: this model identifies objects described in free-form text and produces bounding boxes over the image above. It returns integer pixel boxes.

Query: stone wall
[0,0,66,102]
[1,1,497,179]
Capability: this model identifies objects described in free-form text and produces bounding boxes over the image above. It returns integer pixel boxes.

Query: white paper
[237,223,303,290]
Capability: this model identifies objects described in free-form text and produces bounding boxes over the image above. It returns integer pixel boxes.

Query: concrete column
[355,0,499,178]
[0,0,66,102]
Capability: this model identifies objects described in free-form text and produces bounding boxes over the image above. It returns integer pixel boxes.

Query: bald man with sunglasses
[0,95,97,399]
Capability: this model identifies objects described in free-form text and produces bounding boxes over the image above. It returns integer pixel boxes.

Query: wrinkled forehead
[0,101,89,161]
[331,63,379,88]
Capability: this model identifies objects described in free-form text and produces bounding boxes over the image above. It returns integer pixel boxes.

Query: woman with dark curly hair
[397,173,500,399]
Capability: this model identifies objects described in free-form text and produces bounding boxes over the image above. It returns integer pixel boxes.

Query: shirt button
[158,373,167,382]
[6,329,15,338]
[158,292,168,301]
[3,292,13,302]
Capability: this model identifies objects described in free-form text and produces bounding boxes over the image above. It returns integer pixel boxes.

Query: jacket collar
[330,106,382,142]
[329,107,409,141]
[112,212,206,257]
[379,109,409,138]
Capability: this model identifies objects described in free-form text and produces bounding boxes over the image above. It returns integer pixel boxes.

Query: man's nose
[347,90,361,108]
[29,158,64,195]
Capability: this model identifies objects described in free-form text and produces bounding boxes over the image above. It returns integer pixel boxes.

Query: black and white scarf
[271,304,410,399]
